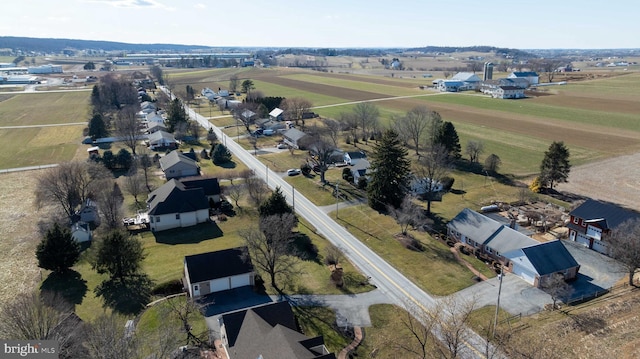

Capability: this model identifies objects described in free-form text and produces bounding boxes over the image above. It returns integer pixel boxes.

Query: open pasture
[202,67,640,175]
[0,91,90,126]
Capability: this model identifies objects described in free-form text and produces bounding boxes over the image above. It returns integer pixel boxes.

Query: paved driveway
[448,274,553,316]
[562,240,626,298]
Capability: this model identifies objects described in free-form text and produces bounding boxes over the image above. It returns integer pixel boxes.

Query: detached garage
[505,240,580,288]
[184,247,255,299]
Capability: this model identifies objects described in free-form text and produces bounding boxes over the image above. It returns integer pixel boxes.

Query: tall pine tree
[36,223,81,273]
[435,121,461,160]
[540,141,571,189]
[367,129,411,211]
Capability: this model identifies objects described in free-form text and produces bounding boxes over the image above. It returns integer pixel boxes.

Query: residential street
[175,87,499,359]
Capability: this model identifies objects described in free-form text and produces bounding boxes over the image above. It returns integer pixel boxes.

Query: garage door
[512,263,536,285]
[576,234,591,248]
[592,240,609,255]
[209,278,230,292]
[230,274,251,288]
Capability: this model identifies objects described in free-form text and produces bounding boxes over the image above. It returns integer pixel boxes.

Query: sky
[3,0,639,49]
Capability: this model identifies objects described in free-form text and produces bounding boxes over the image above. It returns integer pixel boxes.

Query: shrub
[342,168,354,183]
[441,176,455,191]
[357,177,367,189]
[301,162,312,175]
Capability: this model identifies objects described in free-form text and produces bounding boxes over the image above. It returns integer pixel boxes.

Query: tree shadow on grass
[94,274,153,316]
[289,232,319,263]
[153,222,223,244]
[40,270,88,308]
[217,161,237,169]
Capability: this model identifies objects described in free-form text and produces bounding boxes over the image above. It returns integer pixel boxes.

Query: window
[156,216,161,222]
[572,217,579,224]
[193,284,199,291]
[176,214,180,220]
[486,246,493,254]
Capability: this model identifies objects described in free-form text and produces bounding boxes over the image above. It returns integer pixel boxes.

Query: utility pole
[493,265,504,338]
[335,182,339,219]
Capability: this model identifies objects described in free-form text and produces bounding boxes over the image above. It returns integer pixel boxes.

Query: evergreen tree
[367,130,411,211]
[211,143,232,165]
[92,231,145,282]
[435,121,461,160]
[116,148,133,170]
[165,98,187,133]
[102,150,116,170]
[36,223,81,273]
[540,141,571,189]
[88,113,108,139]
[259,187,293,218]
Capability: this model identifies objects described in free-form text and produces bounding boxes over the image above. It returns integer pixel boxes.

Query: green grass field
[0,91,90,126]
[423,93,640,132]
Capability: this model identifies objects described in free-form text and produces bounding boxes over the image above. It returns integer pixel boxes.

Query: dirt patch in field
[0,172,41,311]
[258,76,388,102]
[556,151,640,212]
[304,72,423,89]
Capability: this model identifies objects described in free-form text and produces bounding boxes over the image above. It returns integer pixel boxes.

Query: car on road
[287,168,301,176]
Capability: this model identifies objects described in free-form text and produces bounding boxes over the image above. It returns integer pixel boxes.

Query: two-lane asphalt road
[175,88,499,358]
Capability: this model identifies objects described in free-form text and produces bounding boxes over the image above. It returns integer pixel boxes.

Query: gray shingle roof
[504,240,579,276]
[159,150,197,170]
[223,301,335,359]
[569,199,640,230]
[146,179,208,215]
[284,128,308,142]
[448,208,503,243]
[147,130,175,143]
[180,177,220,197]
[184,247,253,284]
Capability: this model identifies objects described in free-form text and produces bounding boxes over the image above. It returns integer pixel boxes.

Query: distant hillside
[406,45,536,59]
[0,36,211,53]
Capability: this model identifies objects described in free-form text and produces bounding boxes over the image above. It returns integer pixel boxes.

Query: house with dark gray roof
[159,150,200,180]
[183,247,254,298]
[147,130,178,150]
[220,301,336,359]
[180,177,221,204]
[504,240,580,287]
[147,179,209,232]
[567,199,640,256]
[448,208,580,286]
[283,128,309,149]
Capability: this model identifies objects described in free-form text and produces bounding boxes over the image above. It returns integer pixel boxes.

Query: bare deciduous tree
[321,117,342,147]
[416,144,452,214]
[281,97,313,127]
[241,213,299,292]
[541,272,574,309]
[245,175,267,207]
[85,314,140,359]
[97,181,124,230]
[353,102,379,144]
[307,133,336,183]
[123,167,145,204]
[608,218,640,286]
[324,244,343,266]
[484,154,502,174]
[35,161,111,218]
[338,111,359,145]
[465,140,485,164]
[395,106,432,155]
[114,105,141,155]
[226,184,243,208]
[0,291,62,341]
[388,196,429,235]
[397,296,480,359]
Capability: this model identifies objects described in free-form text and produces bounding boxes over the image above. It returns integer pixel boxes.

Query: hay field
[0,172,41,311]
